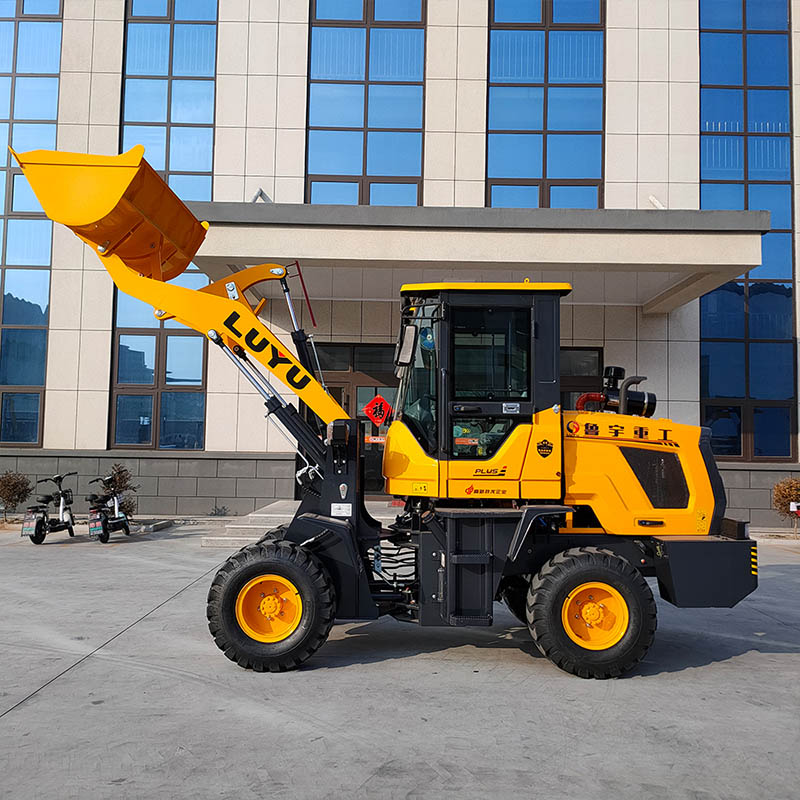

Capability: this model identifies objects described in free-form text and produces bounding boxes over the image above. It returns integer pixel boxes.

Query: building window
[560,346,603,409]
[111,275,208,449]
[122,0,217,202]
[486,0,604,209]
[699,0,796,460]
[0,0,62,446]
[313,343,397,493]
[306,0,425,205]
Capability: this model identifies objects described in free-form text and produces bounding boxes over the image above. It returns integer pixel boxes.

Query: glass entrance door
[315,344,398,496]
[356,385,398,493]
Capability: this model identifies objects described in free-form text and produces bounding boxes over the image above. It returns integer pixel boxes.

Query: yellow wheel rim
[561,581,629,651]
[235,574,303,643]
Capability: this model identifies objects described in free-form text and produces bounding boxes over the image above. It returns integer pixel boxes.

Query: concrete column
[44,2,123,449]
[424,0,487,207]
[605,0,699,211]
[214,0,307,205]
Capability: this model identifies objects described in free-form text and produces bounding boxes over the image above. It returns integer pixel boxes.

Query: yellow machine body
[25,147,754,680]
[383,411,716,536]
[561,411,716,536]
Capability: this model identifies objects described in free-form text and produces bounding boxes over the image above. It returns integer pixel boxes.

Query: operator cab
[385,282,572,501]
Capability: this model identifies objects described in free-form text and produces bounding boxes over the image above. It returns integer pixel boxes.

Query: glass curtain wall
[699,0,796,460]
[111,0,217,450]
[486,0,604,209]
[122,0,217,201]
[0,0,61,445]
[306,0,426,205]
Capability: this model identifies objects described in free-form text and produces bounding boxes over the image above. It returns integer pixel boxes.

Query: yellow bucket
[10,145,207,282]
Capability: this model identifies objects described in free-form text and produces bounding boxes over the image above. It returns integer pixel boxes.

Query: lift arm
[12,146,348,426]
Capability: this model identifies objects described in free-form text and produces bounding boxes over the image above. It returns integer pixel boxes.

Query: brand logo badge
[566,421,580,435]
[537,439,554,458]
[473,466,507,477]
[223,311,311,390]
[465,484,507,496]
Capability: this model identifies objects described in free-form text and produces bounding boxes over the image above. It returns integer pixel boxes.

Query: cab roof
[400,281,573,296]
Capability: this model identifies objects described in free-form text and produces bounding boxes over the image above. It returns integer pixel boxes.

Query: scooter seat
[85,493,99,502]
[36,494,53,504]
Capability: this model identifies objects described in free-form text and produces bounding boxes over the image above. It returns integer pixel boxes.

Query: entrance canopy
[187,203,769,315]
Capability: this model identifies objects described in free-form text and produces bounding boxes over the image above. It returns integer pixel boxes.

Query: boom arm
[12,146,348,425]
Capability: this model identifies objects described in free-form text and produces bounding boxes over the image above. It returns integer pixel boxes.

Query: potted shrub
[0,471,32,522]
[772,476,800,538]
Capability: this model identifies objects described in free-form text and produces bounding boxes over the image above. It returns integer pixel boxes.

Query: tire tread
[207,540,336,672]
[526,546,656,679]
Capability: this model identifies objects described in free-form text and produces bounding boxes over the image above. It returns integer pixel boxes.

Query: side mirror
[394,324,418,367]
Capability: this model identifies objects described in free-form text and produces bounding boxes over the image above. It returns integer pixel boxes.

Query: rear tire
[29,519,46,545]
[97,517,110,544]
[526,547,656,679]
[207,540,336,672]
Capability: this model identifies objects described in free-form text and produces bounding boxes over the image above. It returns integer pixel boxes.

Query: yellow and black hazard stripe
[750,544,758,577]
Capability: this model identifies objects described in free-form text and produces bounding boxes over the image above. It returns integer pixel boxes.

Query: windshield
[395,303,438,454]
[452,307,530,400]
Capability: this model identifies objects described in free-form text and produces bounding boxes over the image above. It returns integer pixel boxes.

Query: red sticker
[363,394,393,426]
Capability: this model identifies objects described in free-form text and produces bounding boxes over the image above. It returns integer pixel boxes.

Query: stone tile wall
[0,451,295,517]
[721,465,800,529]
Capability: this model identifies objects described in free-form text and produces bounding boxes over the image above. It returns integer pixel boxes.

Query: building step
[206,499,400,549]
[201,536,261,549]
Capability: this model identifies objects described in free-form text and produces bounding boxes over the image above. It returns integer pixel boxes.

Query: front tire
[527,547,656,679]
[256,524,287,545]
[207,540,336,672]
[29,519,46,545]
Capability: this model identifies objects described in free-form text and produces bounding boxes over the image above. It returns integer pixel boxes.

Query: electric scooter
[21,472,77,545]
[86,475,131,543]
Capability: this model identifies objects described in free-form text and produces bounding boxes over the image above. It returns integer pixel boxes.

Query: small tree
[772,476,800,537]
[0,471,32,522]
[107,463,140,519]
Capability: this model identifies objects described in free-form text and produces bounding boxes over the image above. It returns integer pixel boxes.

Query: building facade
[0,0,795,527]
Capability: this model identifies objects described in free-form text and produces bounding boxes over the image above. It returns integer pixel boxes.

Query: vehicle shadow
[317,612,543,669]
[311,564,800,677]
[638,562,800,676]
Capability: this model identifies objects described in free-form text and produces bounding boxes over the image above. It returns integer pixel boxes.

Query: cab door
[444,304,533,499]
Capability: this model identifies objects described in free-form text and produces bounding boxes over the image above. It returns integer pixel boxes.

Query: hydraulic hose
[575,392,606,411]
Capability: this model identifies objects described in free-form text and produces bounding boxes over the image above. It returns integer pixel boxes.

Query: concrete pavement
[1,525,799,799]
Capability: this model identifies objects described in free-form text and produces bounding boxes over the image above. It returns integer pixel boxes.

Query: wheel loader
[16,146,758,678]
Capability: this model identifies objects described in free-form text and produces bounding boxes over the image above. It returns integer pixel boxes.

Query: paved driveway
[1,526,798,799]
